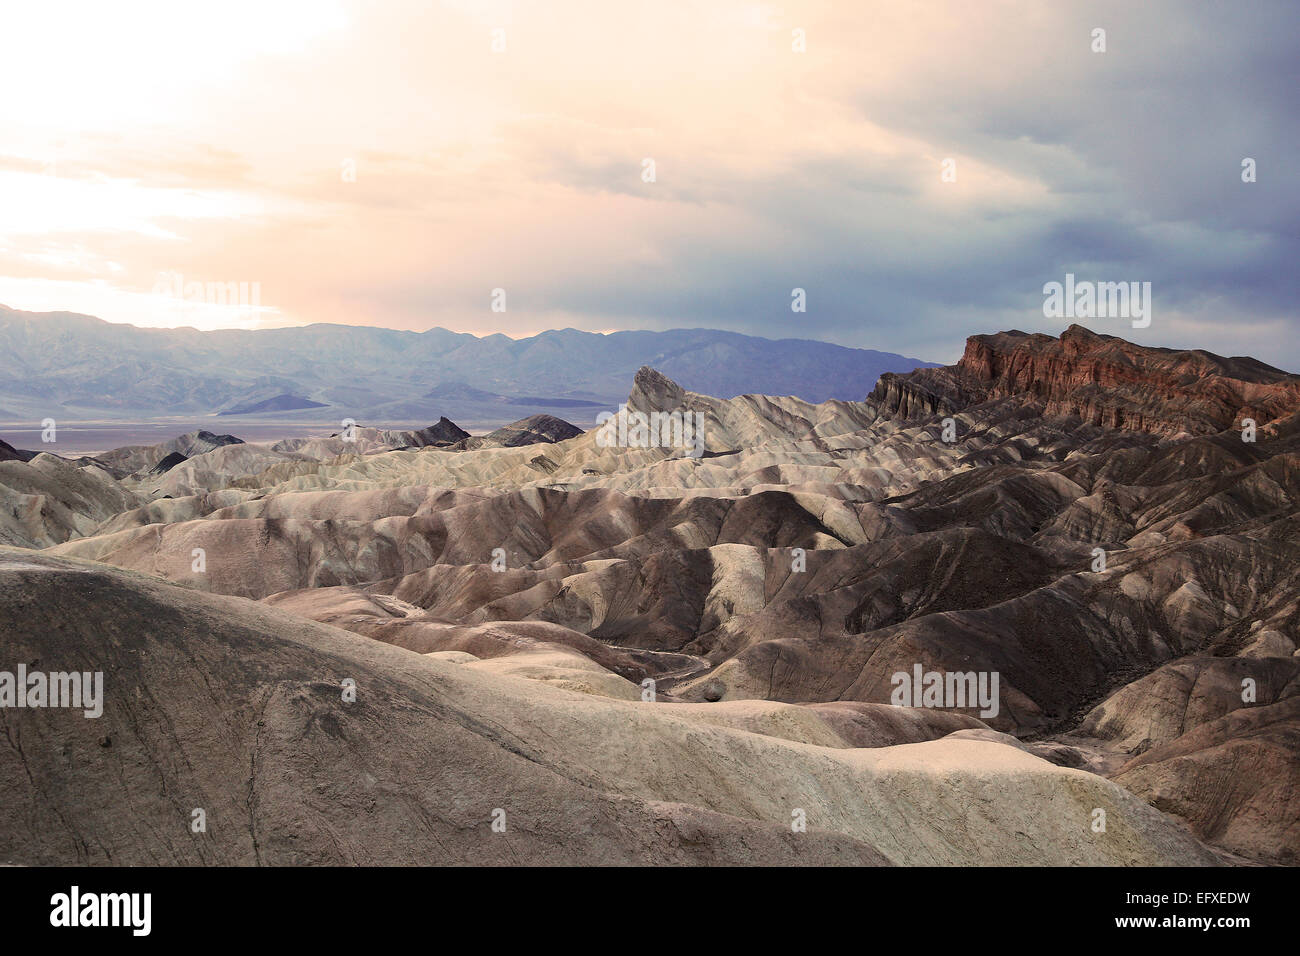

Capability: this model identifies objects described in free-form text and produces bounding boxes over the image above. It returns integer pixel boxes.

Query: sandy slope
[0,549,1218,866]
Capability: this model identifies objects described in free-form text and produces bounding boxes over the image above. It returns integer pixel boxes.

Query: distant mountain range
[0,305,937,427]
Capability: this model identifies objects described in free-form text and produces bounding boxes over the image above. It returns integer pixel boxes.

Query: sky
[1,0,1297,368]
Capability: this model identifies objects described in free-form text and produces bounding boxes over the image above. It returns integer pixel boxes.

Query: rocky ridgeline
[873,324,1300,437]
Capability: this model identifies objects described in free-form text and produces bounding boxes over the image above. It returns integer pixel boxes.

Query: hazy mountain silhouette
[0,305,937,424]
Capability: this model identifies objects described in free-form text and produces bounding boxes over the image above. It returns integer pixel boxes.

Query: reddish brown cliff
[872,324,1300,437]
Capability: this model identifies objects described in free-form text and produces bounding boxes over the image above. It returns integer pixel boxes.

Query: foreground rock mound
[0,549,1220,866]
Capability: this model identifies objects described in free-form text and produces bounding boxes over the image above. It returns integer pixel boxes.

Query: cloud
[0,0,1295,368]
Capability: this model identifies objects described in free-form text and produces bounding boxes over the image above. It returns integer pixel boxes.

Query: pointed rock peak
[421,417,470,442]
[149,451,189,476]
[629,366,686,413]
[189,430,244,447]
[485,414,583,446]
[0,437,33,463]
[1060,324,1109,350]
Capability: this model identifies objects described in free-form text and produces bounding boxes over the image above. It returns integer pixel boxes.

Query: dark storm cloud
[502,1,1300,369]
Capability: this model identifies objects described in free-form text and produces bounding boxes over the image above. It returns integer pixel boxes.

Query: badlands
[1,324,1297,865]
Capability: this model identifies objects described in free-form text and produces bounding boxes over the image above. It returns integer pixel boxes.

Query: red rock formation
[874,324,1300,437]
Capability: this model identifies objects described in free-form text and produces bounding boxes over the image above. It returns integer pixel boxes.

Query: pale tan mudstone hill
[0,453,140,548]
[0,548,1221,866]
[94,429,244,479]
